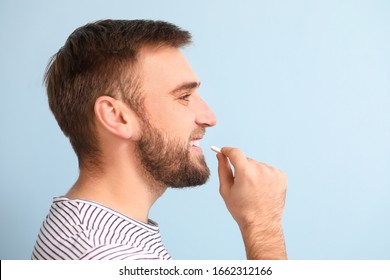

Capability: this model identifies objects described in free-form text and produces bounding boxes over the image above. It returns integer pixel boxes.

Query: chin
[170,166,210,188]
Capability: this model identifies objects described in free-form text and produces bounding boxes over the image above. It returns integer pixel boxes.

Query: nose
[194,97,217,127]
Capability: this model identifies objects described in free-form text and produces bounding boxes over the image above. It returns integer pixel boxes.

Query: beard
[135,119,210,190]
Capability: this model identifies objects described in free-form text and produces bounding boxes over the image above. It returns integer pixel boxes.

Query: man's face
[135,46,217,189]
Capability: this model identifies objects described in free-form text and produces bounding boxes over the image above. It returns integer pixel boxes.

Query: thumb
[217,153,234,197]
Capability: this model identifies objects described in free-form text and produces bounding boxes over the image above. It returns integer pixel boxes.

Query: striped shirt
[31,197,171,260]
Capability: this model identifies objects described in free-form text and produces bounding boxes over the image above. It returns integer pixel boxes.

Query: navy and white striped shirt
[31,197,171,260]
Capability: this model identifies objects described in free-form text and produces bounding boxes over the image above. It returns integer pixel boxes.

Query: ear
[94,96,139,140]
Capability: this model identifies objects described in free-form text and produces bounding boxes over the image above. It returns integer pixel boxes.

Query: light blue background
[1,0,389,260]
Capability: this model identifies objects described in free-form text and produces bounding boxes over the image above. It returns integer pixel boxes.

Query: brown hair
[45,19,191,169]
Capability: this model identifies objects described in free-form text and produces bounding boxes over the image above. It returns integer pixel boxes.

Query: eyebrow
[169,81,201,95]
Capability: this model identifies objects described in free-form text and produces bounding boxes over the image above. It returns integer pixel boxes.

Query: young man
[32,20,287,260]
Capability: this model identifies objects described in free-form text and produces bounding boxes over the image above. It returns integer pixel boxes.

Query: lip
[190,136,203,152]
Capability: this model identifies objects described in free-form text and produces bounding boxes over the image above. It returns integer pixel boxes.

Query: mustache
[189,127,206,140]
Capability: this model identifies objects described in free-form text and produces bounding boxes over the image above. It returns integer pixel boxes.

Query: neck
[66,150,166,224]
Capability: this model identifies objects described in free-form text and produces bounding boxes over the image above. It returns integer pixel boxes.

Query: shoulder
[32,197,171,260]
[80,243,172,260]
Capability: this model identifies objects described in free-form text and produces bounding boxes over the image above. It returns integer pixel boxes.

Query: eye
[178,93,191,102]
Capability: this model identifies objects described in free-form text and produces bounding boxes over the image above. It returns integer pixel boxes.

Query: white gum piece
[210,146,222,153]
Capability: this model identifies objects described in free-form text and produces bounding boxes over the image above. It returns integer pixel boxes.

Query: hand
[216,146,287,259]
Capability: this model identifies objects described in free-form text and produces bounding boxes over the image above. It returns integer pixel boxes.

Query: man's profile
[32,19,287,260]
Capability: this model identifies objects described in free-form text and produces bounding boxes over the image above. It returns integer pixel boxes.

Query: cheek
[145,99,195,136]
[164,113,195,138]
[144,98,169,124]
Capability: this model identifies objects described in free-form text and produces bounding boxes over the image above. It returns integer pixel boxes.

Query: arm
[217,147,287,260]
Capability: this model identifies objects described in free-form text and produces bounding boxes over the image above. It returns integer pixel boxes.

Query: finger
[217,152,234,195]
[220,146,248,174]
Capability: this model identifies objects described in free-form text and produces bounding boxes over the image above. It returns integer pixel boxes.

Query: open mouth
[190,139,200,148]
[189,128,205,151]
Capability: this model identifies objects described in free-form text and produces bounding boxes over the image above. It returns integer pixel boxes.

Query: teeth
[191,140,200,147]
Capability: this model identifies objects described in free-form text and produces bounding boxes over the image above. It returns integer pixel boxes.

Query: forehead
[137,46,199,93]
